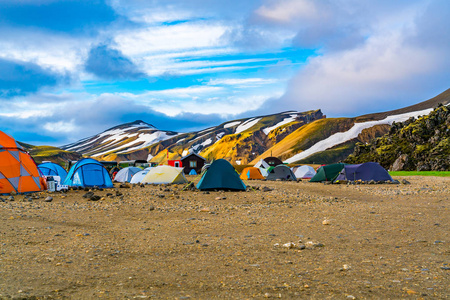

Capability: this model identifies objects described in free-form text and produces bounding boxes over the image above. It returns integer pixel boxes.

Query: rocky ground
[0,176,449,299]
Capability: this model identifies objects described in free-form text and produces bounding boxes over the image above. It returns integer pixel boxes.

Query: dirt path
[0,176,448,299]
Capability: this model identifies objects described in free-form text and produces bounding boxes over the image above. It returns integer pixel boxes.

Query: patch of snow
[201,138,212,147]
[284,108,433,163]
[198,127,215,134]
[262,115,297,135]
[235,118,262,134]
[176,138,186,144]
[182,150,189,156]
[283,111,298,114]
[92,131,176,157]
[224,121,241,128]
[147,153,154,161]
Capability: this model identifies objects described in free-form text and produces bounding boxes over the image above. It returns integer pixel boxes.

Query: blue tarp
[38,162,68,182]
[63,158,113,188]
[334,162,393,182]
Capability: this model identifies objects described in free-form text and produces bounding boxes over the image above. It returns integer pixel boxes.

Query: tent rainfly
[130,167,152,184]
[240,167,265,180]
[266,165,297,181]
[0,131,45,194]
[63,158,113,188]
[141,165,188,184]
[197,159,246,191]
[38,162,68,182]
[334,162,393,182]
[309,163,346,182]
[114,167,142,183]
[292,165,316,179]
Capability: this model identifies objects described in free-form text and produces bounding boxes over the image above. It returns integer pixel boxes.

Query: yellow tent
[141,165,188,184]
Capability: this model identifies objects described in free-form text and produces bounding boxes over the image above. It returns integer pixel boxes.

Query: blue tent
[63,158,113,188]
[334,162,393,182]
[38,162,68,182]
[197,159,246,191]
[188,169,197,175]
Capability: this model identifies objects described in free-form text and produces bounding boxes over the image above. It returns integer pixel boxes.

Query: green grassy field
[389,171,450,177]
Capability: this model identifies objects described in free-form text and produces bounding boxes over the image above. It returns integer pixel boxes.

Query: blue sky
[0,0,448,146]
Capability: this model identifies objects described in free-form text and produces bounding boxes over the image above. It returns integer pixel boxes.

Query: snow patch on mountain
[224,121,241,128]
[262,114,297,135]
[235,118,261,134]
[285,108,433,163]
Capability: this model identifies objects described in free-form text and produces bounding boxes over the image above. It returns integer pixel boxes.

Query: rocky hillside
[345,104,450,171]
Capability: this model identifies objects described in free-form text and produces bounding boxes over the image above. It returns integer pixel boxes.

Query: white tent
[292,165,316,179]
[142,165,188,184]
[259,167,269,177]
[114,167,141,182]
[130,167,152,184]
[254,159,270,169]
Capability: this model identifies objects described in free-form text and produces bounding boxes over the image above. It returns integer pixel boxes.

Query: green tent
[196,159,246,191]
[309,163,346,182]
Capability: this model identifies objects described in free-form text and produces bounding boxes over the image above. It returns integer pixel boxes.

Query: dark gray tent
[334,162,393,182]
[266,165,297,181]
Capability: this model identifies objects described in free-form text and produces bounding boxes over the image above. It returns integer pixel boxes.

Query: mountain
[61,110,325,164]
[251,89,450,165]
[59,89,450,165]
[345,104,450,171]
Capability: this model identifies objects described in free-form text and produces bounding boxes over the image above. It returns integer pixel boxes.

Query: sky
[0,0,448,146]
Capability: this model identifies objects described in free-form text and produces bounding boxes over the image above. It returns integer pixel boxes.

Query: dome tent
[266,165,297,181]
[292,165,316,179]
[114,167,141,183]
[309,163,345,182]
[38,162,68,182]
[197,159,246,191]
[0,131,44,194]
[334,162,393,182]
[240,167,265,180]
[141,165,188,184]
[130,167,152,184]
[63,158,113,188]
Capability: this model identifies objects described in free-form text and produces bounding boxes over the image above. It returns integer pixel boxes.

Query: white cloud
[114,22,228,56]
[43,121,79,133]
[256,0,318,24]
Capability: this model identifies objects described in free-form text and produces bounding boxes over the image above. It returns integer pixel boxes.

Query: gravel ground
[0,176,448,299]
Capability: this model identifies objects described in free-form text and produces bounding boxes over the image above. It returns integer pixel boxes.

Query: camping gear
[0,131,44,194]
[130,167,152,184]
[309,163,345,182]
[114,167,141,183]
[266,165,297,181]
[141,165,188,184]
[189,169,197,175]
[292,165,316,179]
[240,167,265,180]
[259,167,269,177]
[38,162,68,182]
[63,158,113,188]
[197,159,246,191]
[334,162,393,182]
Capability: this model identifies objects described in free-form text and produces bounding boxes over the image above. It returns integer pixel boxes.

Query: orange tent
[240,167,265,180]
[0,131,44,194]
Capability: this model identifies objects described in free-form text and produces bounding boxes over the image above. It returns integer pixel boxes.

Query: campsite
[1,173,449,299]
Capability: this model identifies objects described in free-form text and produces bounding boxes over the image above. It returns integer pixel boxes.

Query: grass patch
[389,171,450,177]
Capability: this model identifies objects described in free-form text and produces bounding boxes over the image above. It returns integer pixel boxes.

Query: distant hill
[345,104,450,171]
[19,142,82,166]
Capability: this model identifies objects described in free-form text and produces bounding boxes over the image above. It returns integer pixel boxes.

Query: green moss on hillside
[345,105,450,171]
